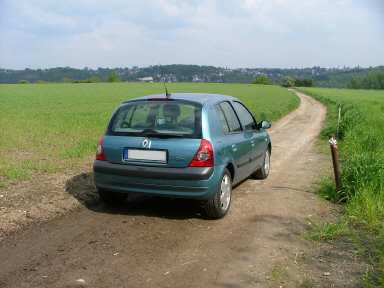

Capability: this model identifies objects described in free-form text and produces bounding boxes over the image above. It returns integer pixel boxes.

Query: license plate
[123,149,167,163]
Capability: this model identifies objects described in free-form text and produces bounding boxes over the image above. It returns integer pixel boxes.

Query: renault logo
[141,138,151,148]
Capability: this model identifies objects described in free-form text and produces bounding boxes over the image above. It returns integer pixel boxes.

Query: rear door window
[233,102,257,131]
[215,102,242,134]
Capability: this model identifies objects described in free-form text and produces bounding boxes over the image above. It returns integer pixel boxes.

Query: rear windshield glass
[107,101,202,139]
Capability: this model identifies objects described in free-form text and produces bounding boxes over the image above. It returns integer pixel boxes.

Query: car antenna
[159,64,171,98]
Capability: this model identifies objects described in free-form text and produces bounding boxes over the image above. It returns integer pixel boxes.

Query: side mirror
[258,120,271,129]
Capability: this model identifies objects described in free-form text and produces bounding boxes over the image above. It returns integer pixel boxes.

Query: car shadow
[65,172,210,220]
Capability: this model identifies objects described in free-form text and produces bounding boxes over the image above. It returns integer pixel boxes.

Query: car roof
[124,93,239,105]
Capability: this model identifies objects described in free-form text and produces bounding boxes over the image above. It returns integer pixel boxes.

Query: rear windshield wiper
[137,129,184,138]
[137,129,158,137]
[144,133,184,138]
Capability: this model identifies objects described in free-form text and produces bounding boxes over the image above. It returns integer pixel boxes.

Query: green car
[94,93,271,218]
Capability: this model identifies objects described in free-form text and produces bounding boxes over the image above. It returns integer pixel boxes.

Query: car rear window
[107,101,202,138]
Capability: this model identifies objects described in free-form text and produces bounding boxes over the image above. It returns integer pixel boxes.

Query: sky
[0,0,383,70]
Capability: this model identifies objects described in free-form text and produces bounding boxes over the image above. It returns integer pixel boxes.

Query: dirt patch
[0,166,99,239]
[0,92,373,287]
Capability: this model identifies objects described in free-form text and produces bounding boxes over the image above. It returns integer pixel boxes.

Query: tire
[204,168,232,219]
[98,189,127,205]
[254,148,270,179]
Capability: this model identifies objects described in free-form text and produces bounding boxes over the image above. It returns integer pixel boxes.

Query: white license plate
[124,149,167,163]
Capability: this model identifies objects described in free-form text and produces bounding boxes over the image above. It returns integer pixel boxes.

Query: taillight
[189,139,214,167]
[96,136,107,161]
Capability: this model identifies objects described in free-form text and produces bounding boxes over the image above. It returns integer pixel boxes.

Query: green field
[2,82,383,285]
[297,87,384,286]
[0,82,299,184]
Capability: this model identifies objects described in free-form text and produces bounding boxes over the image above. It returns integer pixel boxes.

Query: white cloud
[0,0,383,69]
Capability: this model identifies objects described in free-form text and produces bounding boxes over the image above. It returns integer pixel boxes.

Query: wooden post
[328,134,341,190]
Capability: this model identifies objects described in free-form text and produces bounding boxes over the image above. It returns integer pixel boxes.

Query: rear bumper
[93,160,222,200]
[93,160,214,180]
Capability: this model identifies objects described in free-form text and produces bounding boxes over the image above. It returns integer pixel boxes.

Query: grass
[296,87,384,287]
[301,220,349,241]
[299,278,315,288]
[0,82,299,182]
[267,262,290,288]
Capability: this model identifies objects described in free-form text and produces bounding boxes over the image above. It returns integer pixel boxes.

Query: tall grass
[0,83,299,183]
[297,87,384,286]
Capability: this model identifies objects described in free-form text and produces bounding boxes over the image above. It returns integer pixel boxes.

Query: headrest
[163,104,180,118]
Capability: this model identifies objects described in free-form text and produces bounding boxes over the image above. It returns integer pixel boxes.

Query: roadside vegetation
[281,76,316,88]
[251,74,317,88]
[0,82,299,186]
[297,87,384,287]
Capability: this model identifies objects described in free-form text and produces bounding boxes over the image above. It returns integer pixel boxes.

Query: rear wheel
[98,189,127,205]
[204,168,232,219]
[254,148,270,179]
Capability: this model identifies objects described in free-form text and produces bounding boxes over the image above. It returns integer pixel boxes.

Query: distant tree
[377,72,384,89]
[306,78,316,87]
[360,72,384,89]
[281,76,295,87]
[295,77,316,87]
[347,77,360,89]
[62,77,72,83]
[106,70,121,82]
[252,75,270,85]
[18,80,30,84]
[89,76,102,83]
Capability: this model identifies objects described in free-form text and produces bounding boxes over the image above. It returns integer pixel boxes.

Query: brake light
[189,139,214,167]
[147,98,174,101]
[96,136,107,161]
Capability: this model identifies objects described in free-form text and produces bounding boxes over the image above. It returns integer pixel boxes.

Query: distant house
[193,75,202,82]
[139,77,153,83]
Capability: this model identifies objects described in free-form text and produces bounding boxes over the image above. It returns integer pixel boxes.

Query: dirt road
[0,91,366,287]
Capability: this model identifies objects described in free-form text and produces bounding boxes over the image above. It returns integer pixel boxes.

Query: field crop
[297,87,384,286]
[0,82,299,184]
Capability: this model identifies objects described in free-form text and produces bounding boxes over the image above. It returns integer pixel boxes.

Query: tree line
[1,65,383,89]
[347,72,384,90]
[315,66,384,88]
[251,75,316,87]
[252,71,384,90]
[17,70,122,84]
